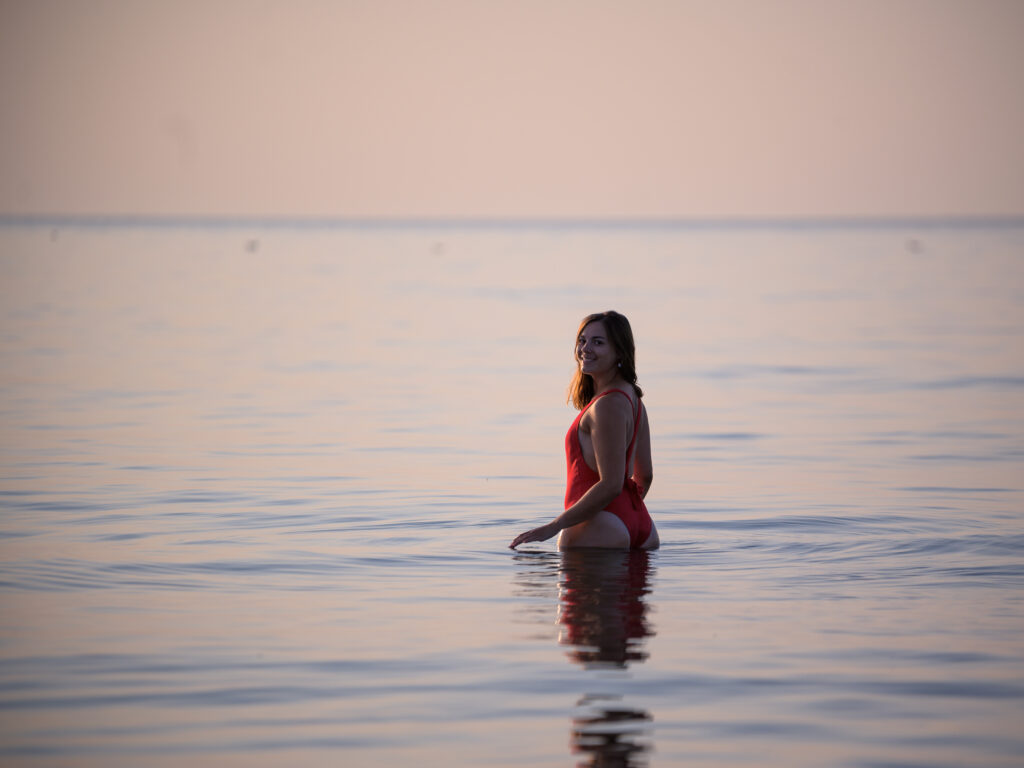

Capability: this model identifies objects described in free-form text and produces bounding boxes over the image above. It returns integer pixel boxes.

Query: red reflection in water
[557,550,655,766]
[558,549,655,668]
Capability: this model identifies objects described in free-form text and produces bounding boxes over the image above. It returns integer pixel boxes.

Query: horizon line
[2,212,1024,231]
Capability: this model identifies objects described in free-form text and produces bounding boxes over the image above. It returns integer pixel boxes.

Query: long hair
[567,311,643,409]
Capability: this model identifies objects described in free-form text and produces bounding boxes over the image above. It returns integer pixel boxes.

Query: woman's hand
[509,521,560,549]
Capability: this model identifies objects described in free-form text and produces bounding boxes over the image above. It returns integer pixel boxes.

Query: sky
[1,0,1023,220]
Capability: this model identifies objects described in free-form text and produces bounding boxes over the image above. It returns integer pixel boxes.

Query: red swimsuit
[564,388,653,548]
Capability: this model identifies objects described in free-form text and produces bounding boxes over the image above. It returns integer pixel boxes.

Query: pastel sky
[2,0,1022,219]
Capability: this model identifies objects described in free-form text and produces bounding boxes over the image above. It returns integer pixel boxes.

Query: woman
[510,311,660,550]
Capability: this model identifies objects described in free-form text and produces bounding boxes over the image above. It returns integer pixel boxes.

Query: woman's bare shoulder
[588,391,634,423]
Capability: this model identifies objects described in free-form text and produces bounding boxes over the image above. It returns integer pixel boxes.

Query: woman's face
[576,320,618,377]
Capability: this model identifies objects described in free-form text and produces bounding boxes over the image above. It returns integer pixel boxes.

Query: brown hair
[567,311,643,409]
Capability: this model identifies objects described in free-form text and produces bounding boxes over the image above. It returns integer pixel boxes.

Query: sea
[1,219,1022,767]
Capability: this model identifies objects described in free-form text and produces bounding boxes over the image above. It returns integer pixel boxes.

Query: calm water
[1,220,1023,766]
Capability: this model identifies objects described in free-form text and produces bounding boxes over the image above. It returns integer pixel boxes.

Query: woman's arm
[509,396,630,548]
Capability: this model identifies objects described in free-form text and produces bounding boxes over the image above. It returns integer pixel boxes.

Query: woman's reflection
[558,549,654,668]
[515,549,656,766]
[572,693,652,767]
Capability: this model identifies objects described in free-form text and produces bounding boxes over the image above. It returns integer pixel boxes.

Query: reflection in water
[573,693,652,768]
[514,550,656,767]
[558,550,655,669]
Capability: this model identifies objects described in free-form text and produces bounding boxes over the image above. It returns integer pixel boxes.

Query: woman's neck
[591,372,629,395]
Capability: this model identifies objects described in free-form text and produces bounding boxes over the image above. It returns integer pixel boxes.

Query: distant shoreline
[3,214,1024,232]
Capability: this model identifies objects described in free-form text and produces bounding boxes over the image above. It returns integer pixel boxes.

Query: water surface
[1,221,1023,766]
